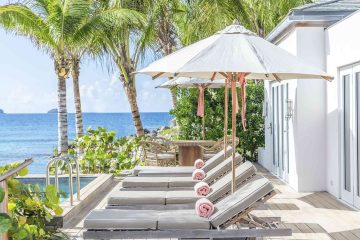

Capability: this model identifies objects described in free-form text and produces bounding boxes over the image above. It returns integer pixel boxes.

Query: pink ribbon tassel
[197,85,205,118]
[238,73,247,130]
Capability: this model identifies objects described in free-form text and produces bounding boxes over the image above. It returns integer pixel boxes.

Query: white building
[258,0,360,209]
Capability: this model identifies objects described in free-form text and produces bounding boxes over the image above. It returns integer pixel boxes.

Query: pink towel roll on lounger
[194,159,205,169]
[192,169,206,180]
[195,198,215,218]
[194,182,211,196]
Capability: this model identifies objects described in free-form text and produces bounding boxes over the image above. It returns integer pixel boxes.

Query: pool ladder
[46,155,81,206]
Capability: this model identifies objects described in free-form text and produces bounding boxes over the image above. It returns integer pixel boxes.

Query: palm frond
[0,3,54,50]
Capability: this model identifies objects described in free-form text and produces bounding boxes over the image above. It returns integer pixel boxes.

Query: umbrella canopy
[157,77,227,89]
[138,22,333,81]
[138,21,333,194]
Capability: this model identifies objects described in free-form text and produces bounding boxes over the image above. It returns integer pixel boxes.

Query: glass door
[354,64,360,209]
[341,67,353,205]
[271,83,289,182]
[341,64,360,209]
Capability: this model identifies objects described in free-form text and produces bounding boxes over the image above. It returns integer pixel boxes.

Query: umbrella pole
[202,116,205,140]
[224,78,229,159]
[231,73,237,193]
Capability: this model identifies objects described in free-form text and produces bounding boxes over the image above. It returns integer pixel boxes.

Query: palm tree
[146,0,183,108]
[177,0,312,45]
[94,0,149,136]
[70,52,84,138]
[0,0,142,152]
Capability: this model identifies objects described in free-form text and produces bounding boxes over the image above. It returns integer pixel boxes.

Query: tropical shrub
[69,127,143,175]
[171,81,264,161]
[0,162,65,239]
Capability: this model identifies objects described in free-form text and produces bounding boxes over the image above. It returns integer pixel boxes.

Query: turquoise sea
[0,112,172,173]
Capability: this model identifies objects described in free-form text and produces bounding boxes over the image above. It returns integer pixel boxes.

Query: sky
[0,29,172,113]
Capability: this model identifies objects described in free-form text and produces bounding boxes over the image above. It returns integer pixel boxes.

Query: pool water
[17,176,96,202]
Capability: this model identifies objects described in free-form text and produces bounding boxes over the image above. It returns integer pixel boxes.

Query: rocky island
[0,109,4,114]
[47,108,57,113]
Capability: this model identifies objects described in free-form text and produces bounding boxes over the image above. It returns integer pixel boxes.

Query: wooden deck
[62,164,360,240]
[254,164,360,240]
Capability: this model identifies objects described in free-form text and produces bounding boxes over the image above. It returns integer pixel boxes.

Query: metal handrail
[46,155,81,206]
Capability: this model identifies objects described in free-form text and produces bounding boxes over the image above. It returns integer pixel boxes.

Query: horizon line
[0,111,171,114]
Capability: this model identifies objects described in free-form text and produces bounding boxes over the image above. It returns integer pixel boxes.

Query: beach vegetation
[68,127,143,174]
[0,163,65,239]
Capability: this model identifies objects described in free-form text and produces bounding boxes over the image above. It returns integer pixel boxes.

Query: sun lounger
[122,152,242,191]
[132,146,233,177]
[107,161,256,209]
[83,175,291,239]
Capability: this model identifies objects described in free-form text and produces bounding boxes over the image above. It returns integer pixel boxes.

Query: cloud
[0,29,172,113]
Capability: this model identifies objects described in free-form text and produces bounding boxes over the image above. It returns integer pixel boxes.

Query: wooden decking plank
[352,229,360,237]
[330,232,350,240]
[295,223,313,233]
[306,192,336,209]
[298,193,323,208]
[316,192,351,210]
[305,223,327,233]
[283,223,301,233]
[341,231,360,240]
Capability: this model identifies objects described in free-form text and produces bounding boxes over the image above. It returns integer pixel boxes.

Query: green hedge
[171,80,264,161]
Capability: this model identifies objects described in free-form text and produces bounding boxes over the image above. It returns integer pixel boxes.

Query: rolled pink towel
[194,159,205,169]
[194,182,211,196]
[192,169,205,180]
[195,198,215,218]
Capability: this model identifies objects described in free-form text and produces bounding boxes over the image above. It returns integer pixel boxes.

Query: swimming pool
[17,176,96,202]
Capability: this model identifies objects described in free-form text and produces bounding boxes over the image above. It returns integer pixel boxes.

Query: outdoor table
[167,140,217,166]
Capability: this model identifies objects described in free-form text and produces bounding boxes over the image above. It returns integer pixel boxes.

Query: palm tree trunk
[123,79,144,136]
[170,86,177,108]
[55,58,70,154]
[71,57,84,138]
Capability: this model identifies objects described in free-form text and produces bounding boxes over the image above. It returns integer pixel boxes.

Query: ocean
[0,112,172,173]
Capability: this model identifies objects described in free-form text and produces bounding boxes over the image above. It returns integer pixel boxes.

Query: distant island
[0,109,4,114]
[47,108,57,113]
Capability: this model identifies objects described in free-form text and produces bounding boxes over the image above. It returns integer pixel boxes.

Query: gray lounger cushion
[123,152,241,189]
[165,161,256,205]
[122,177,170,188]
[138,169,194,177]
[202,146,233,172]
[85,175,274,231]
[84,209,158,229]
[133,166,194,176]
[208,161,256,202]
[165,191,200,204]
[168,153,242,188]
[202,153,241,184]
[158,210,210,229]
[109,161,256,206]
[210,175,273,228]
[108,191,166,205]
[168,177,199,188]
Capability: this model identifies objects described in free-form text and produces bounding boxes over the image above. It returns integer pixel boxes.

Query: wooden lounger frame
[83,190,292,239]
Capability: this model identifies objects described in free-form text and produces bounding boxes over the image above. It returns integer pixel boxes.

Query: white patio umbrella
[138,21,333,193]
[157,77,230,140]
[158,77,227,89]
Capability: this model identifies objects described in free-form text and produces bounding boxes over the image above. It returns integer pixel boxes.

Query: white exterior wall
[263,27,327,192]
[325,10,360,198]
